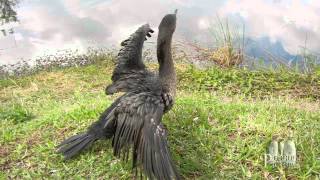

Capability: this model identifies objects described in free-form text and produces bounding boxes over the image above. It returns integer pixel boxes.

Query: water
[1,0,319,69]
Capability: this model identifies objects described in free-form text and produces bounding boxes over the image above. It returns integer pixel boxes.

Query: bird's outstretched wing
[107,91,180,180]
[106,24,154,95]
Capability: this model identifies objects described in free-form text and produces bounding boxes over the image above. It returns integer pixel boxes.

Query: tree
[0,0,19,36]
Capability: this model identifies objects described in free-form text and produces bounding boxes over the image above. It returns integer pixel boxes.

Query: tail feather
[56,98,119,159]
[63,136,95,159]
[56,133,97,159]
[56,134,86,148]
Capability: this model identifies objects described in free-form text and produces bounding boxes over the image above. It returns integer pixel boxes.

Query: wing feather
[109,93,180,180]
[106,24,155,95]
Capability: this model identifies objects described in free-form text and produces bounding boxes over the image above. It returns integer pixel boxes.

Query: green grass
[0,62,319,179]
[179,66,320,99]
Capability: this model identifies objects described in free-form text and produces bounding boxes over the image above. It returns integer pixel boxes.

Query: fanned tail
[56,98,119,159]
[56,133,97,159]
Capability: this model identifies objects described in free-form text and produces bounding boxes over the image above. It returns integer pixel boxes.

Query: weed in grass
[0,103,34,124]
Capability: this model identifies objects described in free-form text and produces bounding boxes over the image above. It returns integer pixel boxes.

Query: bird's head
[158,9,177,39]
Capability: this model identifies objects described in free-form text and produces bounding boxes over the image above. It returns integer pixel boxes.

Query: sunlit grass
[0,63,319,179]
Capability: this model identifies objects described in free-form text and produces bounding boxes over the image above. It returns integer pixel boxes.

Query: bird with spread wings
[57,10,180,180]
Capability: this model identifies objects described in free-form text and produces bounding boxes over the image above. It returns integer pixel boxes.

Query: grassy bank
[0,61,319,179]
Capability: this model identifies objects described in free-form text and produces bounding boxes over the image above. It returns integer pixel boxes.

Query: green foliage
[193,16,244,67]
[179,65,320,99]
[0,102,33,124]
[0,0,18,22]
[0,0,19,35]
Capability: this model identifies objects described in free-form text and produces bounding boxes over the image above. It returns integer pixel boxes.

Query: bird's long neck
[157,33,176,96]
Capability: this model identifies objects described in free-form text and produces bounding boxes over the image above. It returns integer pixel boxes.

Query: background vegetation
[0,0,19,36]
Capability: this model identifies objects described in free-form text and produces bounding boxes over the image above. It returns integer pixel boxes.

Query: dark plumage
[57,11,179,180]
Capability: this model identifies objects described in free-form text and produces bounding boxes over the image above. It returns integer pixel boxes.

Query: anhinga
[57,10,180,180]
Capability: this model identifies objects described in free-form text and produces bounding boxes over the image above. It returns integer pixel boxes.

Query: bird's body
[57,11,180,180]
